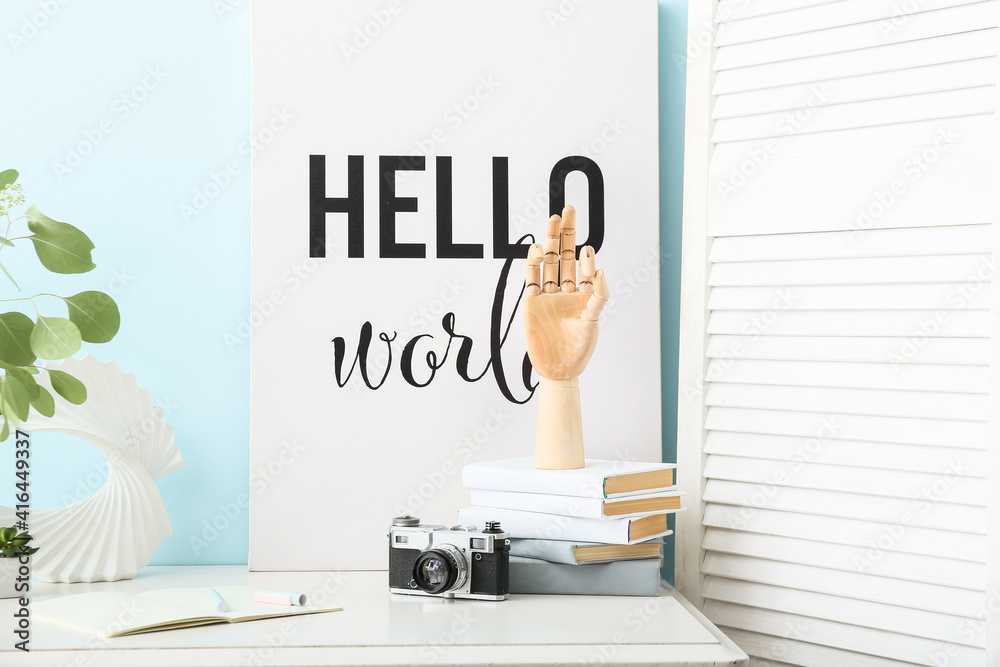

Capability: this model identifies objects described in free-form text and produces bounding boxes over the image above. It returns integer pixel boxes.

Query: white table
[1,566,748,666]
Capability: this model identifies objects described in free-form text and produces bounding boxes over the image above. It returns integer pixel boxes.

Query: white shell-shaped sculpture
[0,355,185,583]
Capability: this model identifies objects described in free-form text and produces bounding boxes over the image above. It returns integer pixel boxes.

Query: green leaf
[24,205,96,274]
[0,418,7,442]
[0,312,36,366]
[0,169,17,191]
[65,291,120,343]
[0,375,29,424]
[0,364,39,400]
[30,385,54,417]
[48,369,86,404]
[0,526,14,543]
[30,315,81,359]
[0,261,19,290]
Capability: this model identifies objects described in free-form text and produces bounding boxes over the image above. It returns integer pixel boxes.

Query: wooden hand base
[534,377,585,470]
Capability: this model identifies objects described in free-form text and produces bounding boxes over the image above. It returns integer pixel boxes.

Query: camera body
[388,516,510,601]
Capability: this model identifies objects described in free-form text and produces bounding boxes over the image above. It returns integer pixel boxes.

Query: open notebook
[33,585,342,637]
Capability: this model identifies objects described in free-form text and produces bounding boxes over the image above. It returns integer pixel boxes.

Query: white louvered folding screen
[677,1,999,666]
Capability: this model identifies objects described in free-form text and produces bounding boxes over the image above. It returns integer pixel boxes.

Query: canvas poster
[250,0,661,569]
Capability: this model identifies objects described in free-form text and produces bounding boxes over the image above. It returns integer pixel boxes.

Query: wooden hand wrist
[534,376,585,470]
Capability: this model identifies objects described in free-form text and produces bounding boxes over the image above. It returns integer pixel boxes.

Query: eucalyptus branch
[0,167,120,440]
[0,215,25,255]
[0,293,53,304]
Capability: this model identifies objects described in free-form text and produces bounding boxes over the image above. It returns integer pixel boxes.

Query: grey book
[510,538,663,565]
[509,555,663,597]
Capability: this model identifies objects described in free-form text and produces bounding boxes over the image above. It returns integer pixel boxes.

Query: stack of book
[459,457,683,597]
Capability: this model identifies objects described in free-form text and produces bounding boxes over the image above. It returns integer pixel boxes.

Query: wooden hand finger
[581,269,609,322]
[578,246,596,294]
[525,243,543,296]
[560,205,577,292]
[543,214,561,293]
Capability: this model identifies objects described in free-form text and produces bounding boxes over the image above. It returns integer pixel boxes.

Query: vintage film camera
[388,516,510,600]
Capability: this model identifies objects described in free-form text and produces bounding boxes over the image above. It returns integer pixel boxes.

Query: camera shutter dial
[392,516,421,527]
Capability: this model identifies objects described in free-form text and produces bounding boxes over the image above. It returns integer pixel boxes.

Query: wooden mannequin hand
[523,205,610,377]
[523,205,610,469]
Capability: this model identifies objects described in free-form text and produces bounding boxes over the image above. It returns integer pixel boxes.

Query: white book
[458,506,673,545]
[470,488,686,519]
[511,538,664,565]
[462,457,677,499]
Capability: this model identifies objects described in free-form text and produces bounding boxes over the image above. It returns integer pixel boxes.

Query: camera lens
[419,557,448,585]
[413,544,467,594]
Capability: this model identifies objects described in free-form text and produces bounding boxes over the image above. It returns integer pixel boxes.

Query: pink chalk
[254,590,293,606]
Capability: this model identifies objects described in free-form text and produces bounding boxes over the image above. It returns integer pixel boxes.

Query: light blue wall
[0,0,252,565]
[658,0,688,585]
[0,0,687,572]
